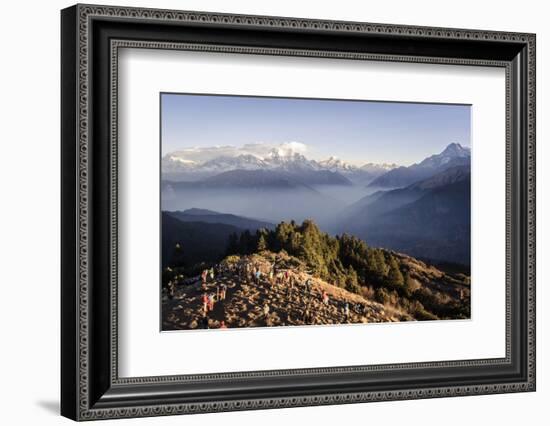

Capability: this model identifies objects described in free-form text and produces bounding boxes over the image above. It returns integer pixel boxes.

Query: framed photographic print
[159,93,473,331]
[61,4,536,421]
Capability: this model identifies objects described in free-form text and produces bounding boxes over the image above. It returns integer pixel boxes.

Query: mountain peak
[367,144,470,188]
[440,143,470,157]
[416,143,470,169]
[360,162,399,172]
[318,156,355,171]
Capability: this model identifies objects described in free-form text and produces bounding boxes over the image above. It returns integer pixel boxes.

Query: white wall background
[0,0,546,424]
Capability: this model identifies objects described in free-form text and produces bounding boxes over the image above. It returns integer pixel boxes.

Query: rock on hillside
[162,251,412,331]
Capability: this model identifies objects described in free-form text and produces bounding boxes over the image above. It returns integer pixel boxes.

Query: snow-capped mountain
[417,143,470,168]
[200,155,269,172]
[317,157,397,174]
[360,162,398,173]
[317,156,357,172]
[162,143,398,184]
[368,143,471,189]
[265,150,320,172]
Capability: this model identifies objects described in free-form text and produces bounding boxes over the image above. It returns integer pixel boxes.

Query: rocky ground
[162,251,413,331]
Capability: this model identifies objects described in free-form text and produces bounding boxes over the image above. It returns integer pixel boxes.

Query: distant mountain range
[163,142,469,190]
[367,143,470,188]
[164,168,353,190]
[201,169,353,187]
[163,147,397,185]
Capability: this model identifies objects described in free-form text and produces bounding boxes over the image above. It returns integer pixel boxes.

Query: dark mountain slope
[333,166,471,265]
[338,165,469,225]
[167,209,275,231]
[161,212,242,268]
[360,178,471,265]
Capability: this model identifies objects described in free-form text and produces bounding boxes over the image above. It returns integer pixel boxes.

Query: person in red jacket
[201,293,209,314]
[322,290,329,305]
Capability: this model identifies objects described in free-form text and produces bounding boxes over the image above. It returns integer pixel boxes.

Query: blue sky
[161,93,471,166]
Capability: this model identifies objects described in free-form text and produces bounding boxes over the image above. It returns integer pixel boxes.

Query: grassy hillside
[162,219,470,329]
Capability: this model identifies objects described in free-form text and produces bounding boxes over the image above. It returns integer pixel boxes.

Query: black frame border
[61,4,536,421]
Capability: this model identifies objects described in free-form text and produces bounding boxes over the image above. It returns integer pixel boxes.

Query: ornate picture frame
[61,4,535,421]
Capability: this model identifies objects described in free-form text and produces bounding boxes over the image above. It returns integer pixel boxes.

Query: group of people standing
[196,258,296,328]
[236,259,297,289]
[200,284,227,314]
[173,256,364,329]
[197,265,230,329]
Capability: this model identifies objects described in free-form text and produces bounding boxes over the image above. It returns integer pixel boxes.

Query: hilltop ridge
[163,251,412,330]
[162,244,470,330]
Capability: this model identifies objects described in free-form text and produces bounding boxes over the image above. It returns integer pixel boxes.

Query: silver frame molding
[61,4,536,421]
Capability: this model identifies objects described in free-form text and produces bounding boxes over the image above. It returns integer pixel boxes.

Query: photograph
[160,93,472,331]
